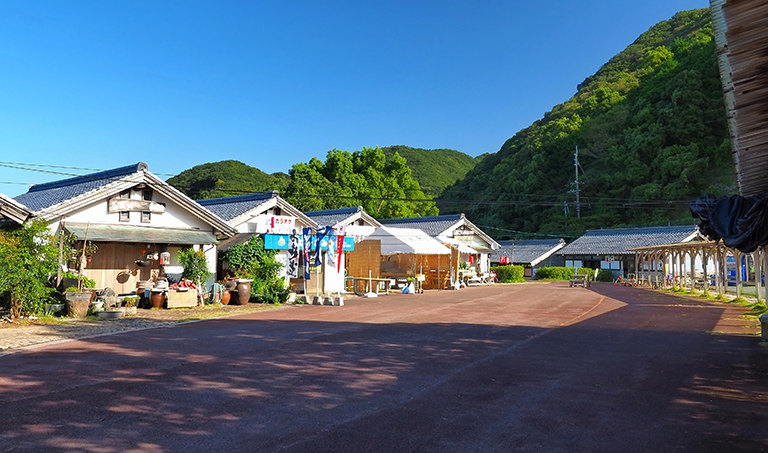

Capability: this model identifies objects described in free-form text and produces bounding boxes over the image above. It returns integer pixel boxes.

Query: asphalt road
[1,282,766,452]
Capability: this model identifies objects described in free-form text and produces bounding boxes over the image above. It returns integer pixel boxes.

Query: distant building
[491,239,565,277]
[557,226,704,277]
[379,213,500,274]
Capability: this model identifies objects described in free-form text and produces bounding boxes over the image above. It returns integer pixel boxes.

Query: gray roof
[492,239,565,265]
[305,206,363,227]
[379,213,499,250]
[14,163,146,211]
[558,226,700,256]
[63,222,218,245]
[0,193,32,224]
[379,214,463,236]
[197,192,276,222]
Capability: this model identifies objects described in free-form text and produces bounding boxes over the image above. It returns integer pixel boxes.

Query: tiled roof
[14,163,146,212]
[305,206,362,227]
[492,239,565,265]
[0,193,32,224]
[558,226,699,255]
[379,214,463,236]
[197,192,276,222]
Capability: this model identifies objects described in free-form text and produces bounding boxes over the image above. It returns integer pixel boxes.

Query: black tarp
[690,194,768,253]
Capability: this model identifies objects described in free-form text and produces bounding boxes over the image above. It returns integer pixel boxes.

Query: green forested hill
[166,160,290,200]
[380,145,482,197]
[168,147,481,203]
[441,9,734,237]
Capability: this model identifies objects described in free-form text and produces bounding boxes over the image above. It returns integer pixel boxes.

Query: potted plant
[123,296,139,315]
[177,248,210,306]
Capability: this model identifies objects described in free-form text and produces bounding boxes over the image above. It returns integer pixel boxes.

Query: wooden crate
[166,289,198,308]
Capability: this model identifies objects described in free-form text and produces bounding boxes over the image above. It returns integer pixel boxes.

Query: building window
[141,211,151,223]
[142,190,152,201]
[119,190,130,222]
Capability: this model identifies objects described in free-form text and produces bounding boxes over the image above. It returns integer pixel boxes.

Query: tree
[284,146,438,218]
[0,221,60,318]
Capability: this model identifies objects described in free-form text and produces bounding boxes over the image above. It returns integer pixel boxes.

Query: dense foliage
[177,248,210,285]
[380,145,482,197]
[283,146,439,219]
[442,9,734,236]
[596,269,617,282]
[166,148,482,206]
[219,236,287,303]
[491,265,525,283]
[0,221,60,318]
[167,160,290,200]
[534,267,593,281]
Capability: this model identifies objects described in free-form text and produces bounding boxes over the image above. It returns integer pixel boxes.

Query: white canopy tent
[368,227,450,255]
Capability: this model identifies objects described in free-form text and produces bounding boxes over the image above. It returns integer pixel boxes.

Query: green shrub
[534,267,594,281]
[220,235,283,300]
[491,265,525,283]
[259,277,291,304]
[596,269,616,282]
[177,248,210,284]
[61,271,96,289]
[0,220,60,318]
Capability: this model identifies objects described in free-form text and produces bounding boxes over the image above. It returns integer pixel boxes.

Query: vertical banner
[326,227,338,270]
[315,226,331,267]
[302,227,313,281]
[288,230,300,278]
[336,233,345,272]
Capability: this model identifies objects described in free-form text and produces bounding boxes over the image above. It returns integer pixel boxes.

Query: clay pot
[65,293,91,319]
[150,291,166,309]
[220,290,231,305]
[233,280,251,305]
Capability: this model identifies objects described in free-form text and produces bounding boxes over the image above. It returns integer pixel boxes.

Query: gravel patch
[0,303,289,352]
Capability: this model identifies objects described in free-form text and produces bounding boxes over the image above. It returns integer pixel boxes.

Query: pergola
[631,241,767,301]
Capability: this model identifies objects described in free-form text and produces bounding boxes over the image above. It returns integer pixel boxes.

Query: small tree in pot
[177,248,210,305]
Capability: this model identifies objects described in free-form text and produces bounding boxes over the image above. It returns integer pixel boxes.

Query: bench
[569,274,591,288]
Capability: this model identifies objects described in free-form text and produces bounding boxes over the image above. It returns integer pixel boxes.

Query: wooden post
[754,250,762,303]
[763,246,768,303]
[634,252,639,281]
[689,249,696,292]
[715,246,723,297]
[735,249,742,298]
[702,249,709,293]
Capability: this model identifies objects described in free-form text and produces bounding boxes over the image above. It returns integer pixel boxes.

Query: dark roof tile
[558,226,699,255]
[492,239,565,264]
[379,214,462,236]
[14,163,146,211]
[197,192,276,221]
[304,206,362,227]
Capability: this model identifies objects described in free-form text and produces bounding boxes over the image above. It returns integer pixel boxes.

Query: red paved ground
[1,282,766,452]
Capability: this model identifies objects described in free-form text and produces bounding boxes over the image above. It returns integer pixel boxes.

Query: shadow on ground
[0,283,765,452]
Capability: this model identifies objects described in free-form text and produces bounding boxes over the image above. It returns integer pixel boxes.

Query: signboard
[264,234,355,251]
[255,215,296,235]
[453,227,474,237]
[108,198,166,213]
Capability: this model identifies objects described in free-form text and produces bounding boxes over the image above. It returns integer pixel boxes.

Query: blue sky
[0,0,709,197]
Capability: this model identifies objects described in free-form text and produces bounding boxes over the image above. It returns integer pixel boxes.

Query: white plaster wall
[59,190,214,231]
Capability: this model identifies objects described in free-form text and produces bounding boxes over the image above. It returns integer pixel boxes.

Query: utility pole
[574,145,581,219]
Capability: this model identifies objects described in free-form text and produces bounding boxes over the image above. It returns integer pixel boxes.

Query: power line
[0,160,699,210]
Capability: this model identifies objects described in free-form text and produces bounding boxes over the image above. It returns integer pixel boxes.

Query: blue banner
[265,234,354,251]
